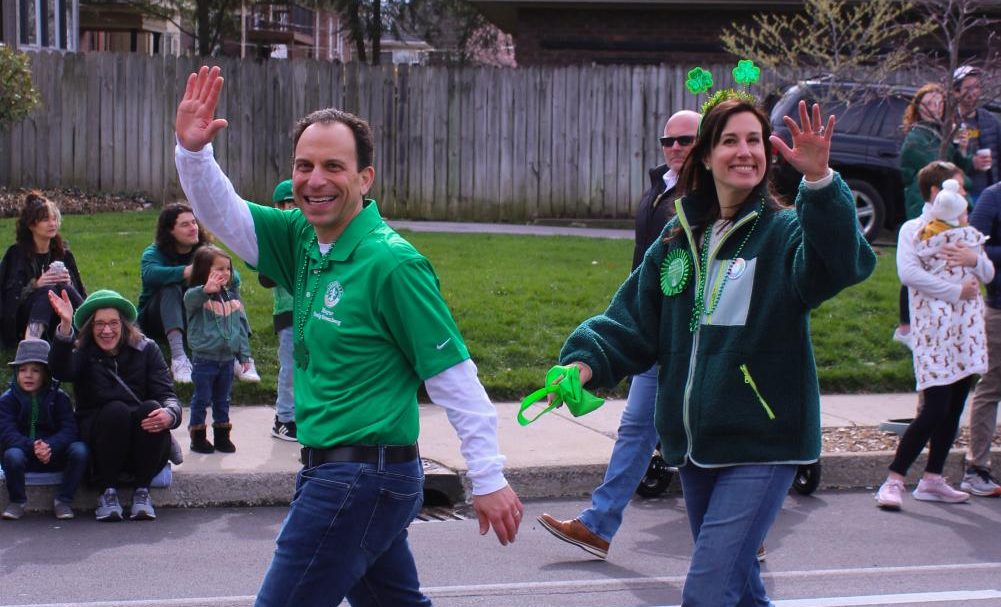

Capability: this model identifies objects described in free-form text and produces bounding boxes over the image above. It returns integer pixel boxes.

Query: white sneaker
[913,476,970,503]
[171,356,193,384]
[236,358,261,383]
[892,327,914,350]
[876,478,905,510]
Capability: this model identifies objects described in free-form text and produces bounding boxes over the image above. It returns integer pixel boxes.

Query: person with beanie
[878,177,994,509]
[47,288,182,521]
[0,339,88,520]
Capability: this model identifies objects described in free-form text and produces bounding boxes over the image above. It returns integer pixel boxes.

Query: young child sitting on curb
[0,339,89,520]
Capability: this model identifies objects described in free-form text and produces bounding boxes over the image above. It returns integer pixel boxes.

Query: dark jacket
[970,107,1001,190]
[969,182,1001,309]
[49,332,182,441]
[0,379,78,456]
[0,244,86,347]
[561,174,876,467]
[632,165,678,271]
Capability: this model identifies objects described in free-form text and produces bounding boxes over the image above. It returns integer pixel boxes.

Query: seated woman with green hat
[47,288,182,522]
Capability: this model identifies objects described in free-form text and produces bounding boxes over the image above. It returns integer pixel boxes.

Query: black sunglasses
[660,135,695,147]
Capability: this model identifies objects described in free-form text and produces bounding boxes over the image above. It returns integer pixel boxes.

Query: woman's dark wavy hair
[76,308,145,351]
[155,203,210,253]
[16,191,66,258]
[667,99,785,243]
[189,245,232,288]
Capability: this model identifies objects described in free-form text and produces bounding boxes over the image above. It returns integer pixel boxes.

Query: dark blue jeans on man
[679,463,797,606]
[255,453,429,607]
[189,358,234,427]
[2,441,89,504]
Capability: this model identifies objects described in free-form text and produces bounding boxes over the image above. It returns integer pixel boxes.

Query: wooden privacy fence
[1,53,793,220]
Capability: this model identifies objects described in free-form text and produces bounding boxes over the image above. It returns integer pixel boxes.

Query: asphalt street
[2,490,1000,607]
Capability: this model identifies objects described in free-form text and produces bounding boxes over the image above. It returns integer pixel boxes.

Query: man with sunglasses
[538,109,700,559]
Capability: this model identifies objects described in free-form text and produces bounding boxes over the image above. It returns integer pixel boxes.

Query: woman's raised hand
[769,100,835,182]
[47,289,74,335]
[175,65,229,152]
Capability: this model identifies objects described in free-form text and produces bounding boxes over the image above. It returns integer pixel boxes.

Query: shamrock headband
[686,60,761,124]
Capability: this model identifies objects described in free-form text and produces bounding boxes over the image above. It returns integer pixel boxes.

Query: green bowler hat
[73,289,138,329]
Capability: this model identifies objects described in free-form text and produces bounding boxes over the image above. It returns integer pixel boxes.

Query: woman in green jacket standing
[557,98,875,605]
[900,83,973,222]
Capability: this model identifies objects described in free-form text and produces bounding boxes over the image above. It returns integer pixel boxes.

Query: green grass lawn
[0,210,914,401]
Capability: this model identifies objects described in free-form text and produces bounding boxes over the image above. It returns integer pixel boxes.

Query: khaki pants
[967,306,1001,469]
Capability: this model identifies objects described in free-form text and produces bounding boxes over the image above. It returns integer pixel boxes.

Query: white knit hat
[931,179,967,225]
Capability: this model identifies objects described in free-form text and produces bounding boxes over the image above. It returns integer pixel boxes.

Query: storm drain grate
[414,506,468,522]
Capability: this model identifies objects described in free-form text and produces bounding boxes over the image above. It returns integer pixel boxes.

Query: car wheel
[845,179,885,244]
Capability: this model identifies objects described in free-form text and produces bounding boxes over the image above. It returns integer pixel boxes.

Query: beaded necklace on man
[292,234,333,370]
[688,199,764,332]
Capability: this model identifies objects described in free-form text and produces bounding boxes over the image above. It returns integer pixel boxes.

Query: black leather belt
[301,444,419,467]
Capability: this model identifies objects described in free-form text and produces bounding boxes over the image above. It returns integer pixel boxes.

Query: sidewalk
[6,393,998,513]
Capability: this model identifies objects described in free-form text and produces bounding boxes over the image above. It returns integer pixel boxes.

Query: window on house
[19,0,73,49]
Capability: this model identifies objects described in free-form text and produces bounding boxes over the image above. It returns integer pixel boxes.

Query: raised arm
[174,66,259,266]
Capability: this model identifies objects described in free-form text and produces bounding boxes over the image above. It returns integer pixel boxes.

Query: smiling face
[292,122,376,243]
[918,91,944,122]
[91,308,123,354]
[706,111,767,211]
[170,212,201,252]
[16,362,45,394]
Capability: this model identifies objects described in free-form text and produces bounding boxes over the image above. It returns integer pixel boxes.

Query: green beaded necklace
[688,199,764,332]
[292,235,333,370]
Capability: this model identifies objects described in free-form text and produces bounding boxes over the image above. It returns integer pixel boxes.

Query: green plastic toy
[518,365,605,426]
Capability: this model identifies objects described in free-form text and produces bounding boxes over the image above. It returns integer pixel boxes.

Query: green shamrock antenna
[732,59,761,90]
[685,66,714,110]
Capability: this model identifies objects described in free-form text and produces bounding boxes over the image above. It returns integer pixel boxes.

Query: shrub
[0,44,41,130]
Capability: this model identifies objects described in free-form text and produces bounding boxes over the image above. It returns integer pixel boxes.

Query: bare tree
[912,0,1001,159]
[720,0,934,102]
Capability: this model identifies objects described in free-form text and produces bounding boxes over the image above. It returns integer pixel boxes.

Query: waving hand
[769,100,835,182]
[175,65,229,152]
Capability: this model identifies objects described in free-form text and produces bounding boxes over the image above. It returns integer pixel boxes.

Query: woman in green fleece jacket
[559,98,876,606]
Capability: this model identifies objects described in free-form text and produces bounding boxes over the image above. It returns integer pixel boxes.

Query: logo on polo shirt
[324,281,343,308]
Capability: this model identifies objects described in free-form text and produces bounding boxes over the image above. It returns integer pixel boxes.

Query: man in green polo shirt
[174,65,523,607]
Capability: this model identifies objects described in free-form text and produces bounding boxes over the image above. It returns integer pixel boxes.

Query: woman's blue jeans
[255,453,429,607]
[189,358,234,427]
[679,463,796,607]
[578,365,659,541]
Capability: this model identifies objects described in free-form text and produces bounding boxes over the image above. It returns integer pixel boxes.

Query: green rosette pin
[660,248,692,297]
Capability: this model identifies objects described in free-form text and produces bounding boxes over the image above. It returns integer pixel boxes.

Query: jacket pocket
[739,363,776,420]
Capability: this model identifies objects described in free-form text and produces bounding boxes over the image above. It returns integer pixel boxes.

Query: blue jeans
[679,463,796,607]
[255,453,429,607]
[275,327,295,423]
[579,365,659,541]
[2,442,89,504]
[189,358,234,427]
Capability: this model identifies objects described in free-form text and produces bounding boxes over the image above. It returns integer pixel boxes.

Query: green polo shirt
[248,199,470,448]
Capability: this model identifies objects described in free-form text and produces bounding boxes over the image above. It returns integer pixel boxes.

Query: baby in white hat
[920,179,969,241]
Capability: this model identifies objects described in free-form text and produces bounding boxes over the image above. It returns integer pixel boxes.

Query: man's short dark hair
[918,161,961,202]
[292,108,375,171]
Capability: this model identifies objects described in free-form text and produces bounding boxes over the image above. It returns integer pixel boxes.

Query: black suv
[769,80,1000,242]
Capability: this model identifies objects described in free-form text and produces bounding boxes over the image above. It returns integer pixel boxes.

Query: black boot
[189,425,214,454]
[213,423,236,453]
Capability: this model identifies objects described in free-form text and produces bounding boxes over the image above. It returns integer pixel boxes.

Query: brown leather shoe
[537,513,609,559]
